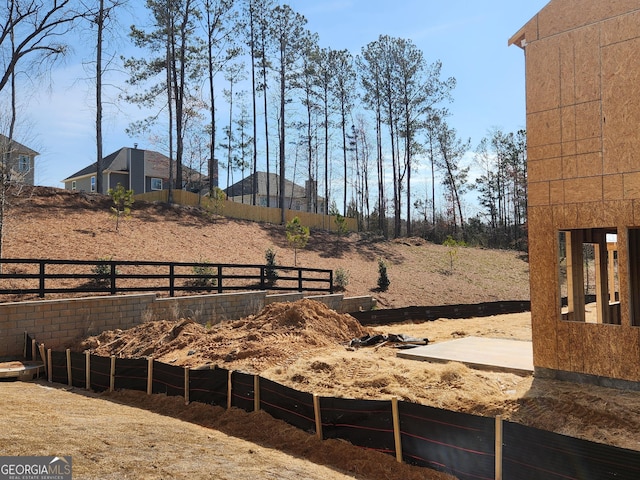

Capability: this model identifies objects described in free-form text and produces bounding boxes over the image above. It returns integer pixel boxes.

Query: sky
[19,0,550,191]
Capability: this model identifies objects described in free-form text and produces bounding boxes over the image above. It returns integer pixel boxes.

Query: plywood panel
[555,321,572,371]
[563,204,580,229]
[582,325,611,377]
[527,143,562,162]
[574,25,601,103]
[575,101,602,141]
[602,38,640,174]
[603,174,624,201]
[576,136,602,156]
[601,9,640,46]
[633,199,640,225]
[568,321,585,372]
[526,39,561,113]
[537,0,640,39]
[561,106,576,143]
[559,33,576,106]
[529,158,563,182]
[577,202,605,226]
[550,180,564,205]
[552,204,565,229]
[562,155,578,179]
[623,172,640,200]
[564,176,603,204]
[527,109,563,148]
[528,181,551,207]
[615,327,640,381]
[575,152,603,177]
[603,200,633,225]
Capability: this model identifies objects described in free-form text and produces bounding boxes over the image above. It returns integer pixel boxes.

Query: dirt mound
[76,299,373,372]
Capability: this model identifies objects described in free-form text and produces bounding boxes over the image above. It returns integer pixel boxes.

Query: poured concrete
[0,361,44,380]
[397,336,534,374]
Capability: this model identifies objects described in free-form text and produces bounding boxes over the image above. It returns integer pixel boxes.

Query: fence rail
[0,258,333,298]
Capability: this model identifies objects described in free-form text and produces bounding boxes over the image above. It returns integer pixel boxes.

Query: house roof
[509,1,640,48]
[63,147,197,181]
[0,134,39,156]
[224,172,319,199]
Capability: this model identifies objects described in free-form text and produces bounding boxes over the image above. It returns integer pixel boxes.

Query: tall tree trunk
[96,0,104,195]
[249,2,258,205]
[278,44,286,224]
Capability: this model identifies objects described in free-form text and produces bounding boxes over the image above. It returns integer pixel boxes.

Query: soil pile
[77,299,373,372]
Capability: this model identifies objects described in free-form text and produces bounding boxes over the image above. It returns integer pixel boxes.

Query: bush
[265,247,278,286]
[334,267,350,291]
[92,257,115,286]
[377,258,390,291]
[187,260,217,291]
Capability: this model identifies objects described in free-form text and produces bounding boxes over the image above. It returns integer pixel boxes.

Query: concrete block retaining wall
[0,292,373,357]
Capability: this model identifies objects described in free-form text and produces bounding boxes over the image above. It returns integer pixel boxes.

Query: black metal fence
[0,258,333,298]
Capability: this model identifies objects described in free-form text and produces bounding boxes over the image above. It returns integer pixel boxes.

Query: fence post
[495,415,503,480]
[147,357,153,395]
[392,397,403,463]
[313,393,322,440]
[66,349,72,387]
[110,262,117,295]
[217,266,223,294]
[109,355,116,392]
[85,352,91,390]
[260,266,265,290]
[39,261,46,298]
[169,264,175,297]
[184,368,190,405]
[298,269,303,292]
[46,348,52,383]
[329,269,334,293]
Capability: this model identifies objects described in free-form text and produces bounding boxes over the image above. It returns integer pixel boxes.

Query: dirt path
[0,381,453,480]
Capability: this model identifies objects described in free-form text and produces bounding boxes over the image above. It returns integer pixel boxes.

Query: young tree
[108,183,134,232]
[286,216,310,266]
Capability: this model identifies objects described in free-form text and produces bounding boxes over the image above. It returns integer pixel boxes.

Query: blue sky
[21,0,549,190]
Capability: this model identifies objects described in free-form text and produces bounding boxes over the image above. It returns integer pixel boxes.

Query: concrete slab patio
[397,336,534,374]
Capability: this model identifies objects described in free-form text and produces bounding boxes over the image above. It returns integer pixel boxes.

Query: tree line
[0,0,528,252]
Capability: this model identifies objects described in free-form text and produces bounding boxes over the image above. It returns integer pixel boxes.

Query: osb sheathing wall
[513,0,640,382]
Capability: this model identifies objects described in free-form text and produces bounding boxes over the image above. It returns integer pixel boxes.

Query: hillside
[2,187,530,308]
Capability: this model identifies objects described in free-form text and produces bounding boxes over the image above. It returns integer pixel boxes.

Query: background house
[224,172,326,214]
[0,134,39,186]
[63,146,206,195]
[510,1,640,387]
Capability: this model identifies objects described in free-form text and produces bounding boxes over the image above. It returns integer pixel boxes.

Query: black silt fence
[152,361,184,397]
[69,352,87,389]
[399,401,495,480]
[231,371,254,412]
[189,367,228,407]
[503,420,640,480]
[49,351,67,384]
[89,355,111,392]
[114,357,148,392]
[320,397,395,456]
[259,378,316,433]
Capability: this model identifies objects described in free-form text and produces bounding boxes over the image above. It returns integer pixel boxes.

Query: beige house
[510,1,640,387]
[0,134,38,186]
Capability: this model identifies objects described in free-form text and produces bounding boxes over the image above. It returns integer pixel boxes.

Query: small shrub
[265,247,278,286]
[286,216,310,266]
[443,235,467,273]
[334,267,350,291]
[107,183,134,232]
[377,258,390,291]
[92,257,115,286]
[187,260,217,291]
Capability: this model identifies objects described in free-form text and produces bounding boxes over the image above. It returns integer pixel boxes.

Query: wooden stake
[495,415,503,480]
[31,339,37,363]
[39,344,47,379]
[392,397,403,463]
[254,375,260,412]
[109,355,116,392]
[313,394,323,440]
[227,370,233,410]
[23,332,27,359]
[147,357,153,395]
[85,352,91,390]
[46,349,52,383]
[66,349,72,387]
[184,367,190,405]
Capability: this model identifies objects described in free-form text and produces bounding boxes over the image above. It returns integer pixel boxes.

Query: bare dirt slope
[2,187,530,308]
